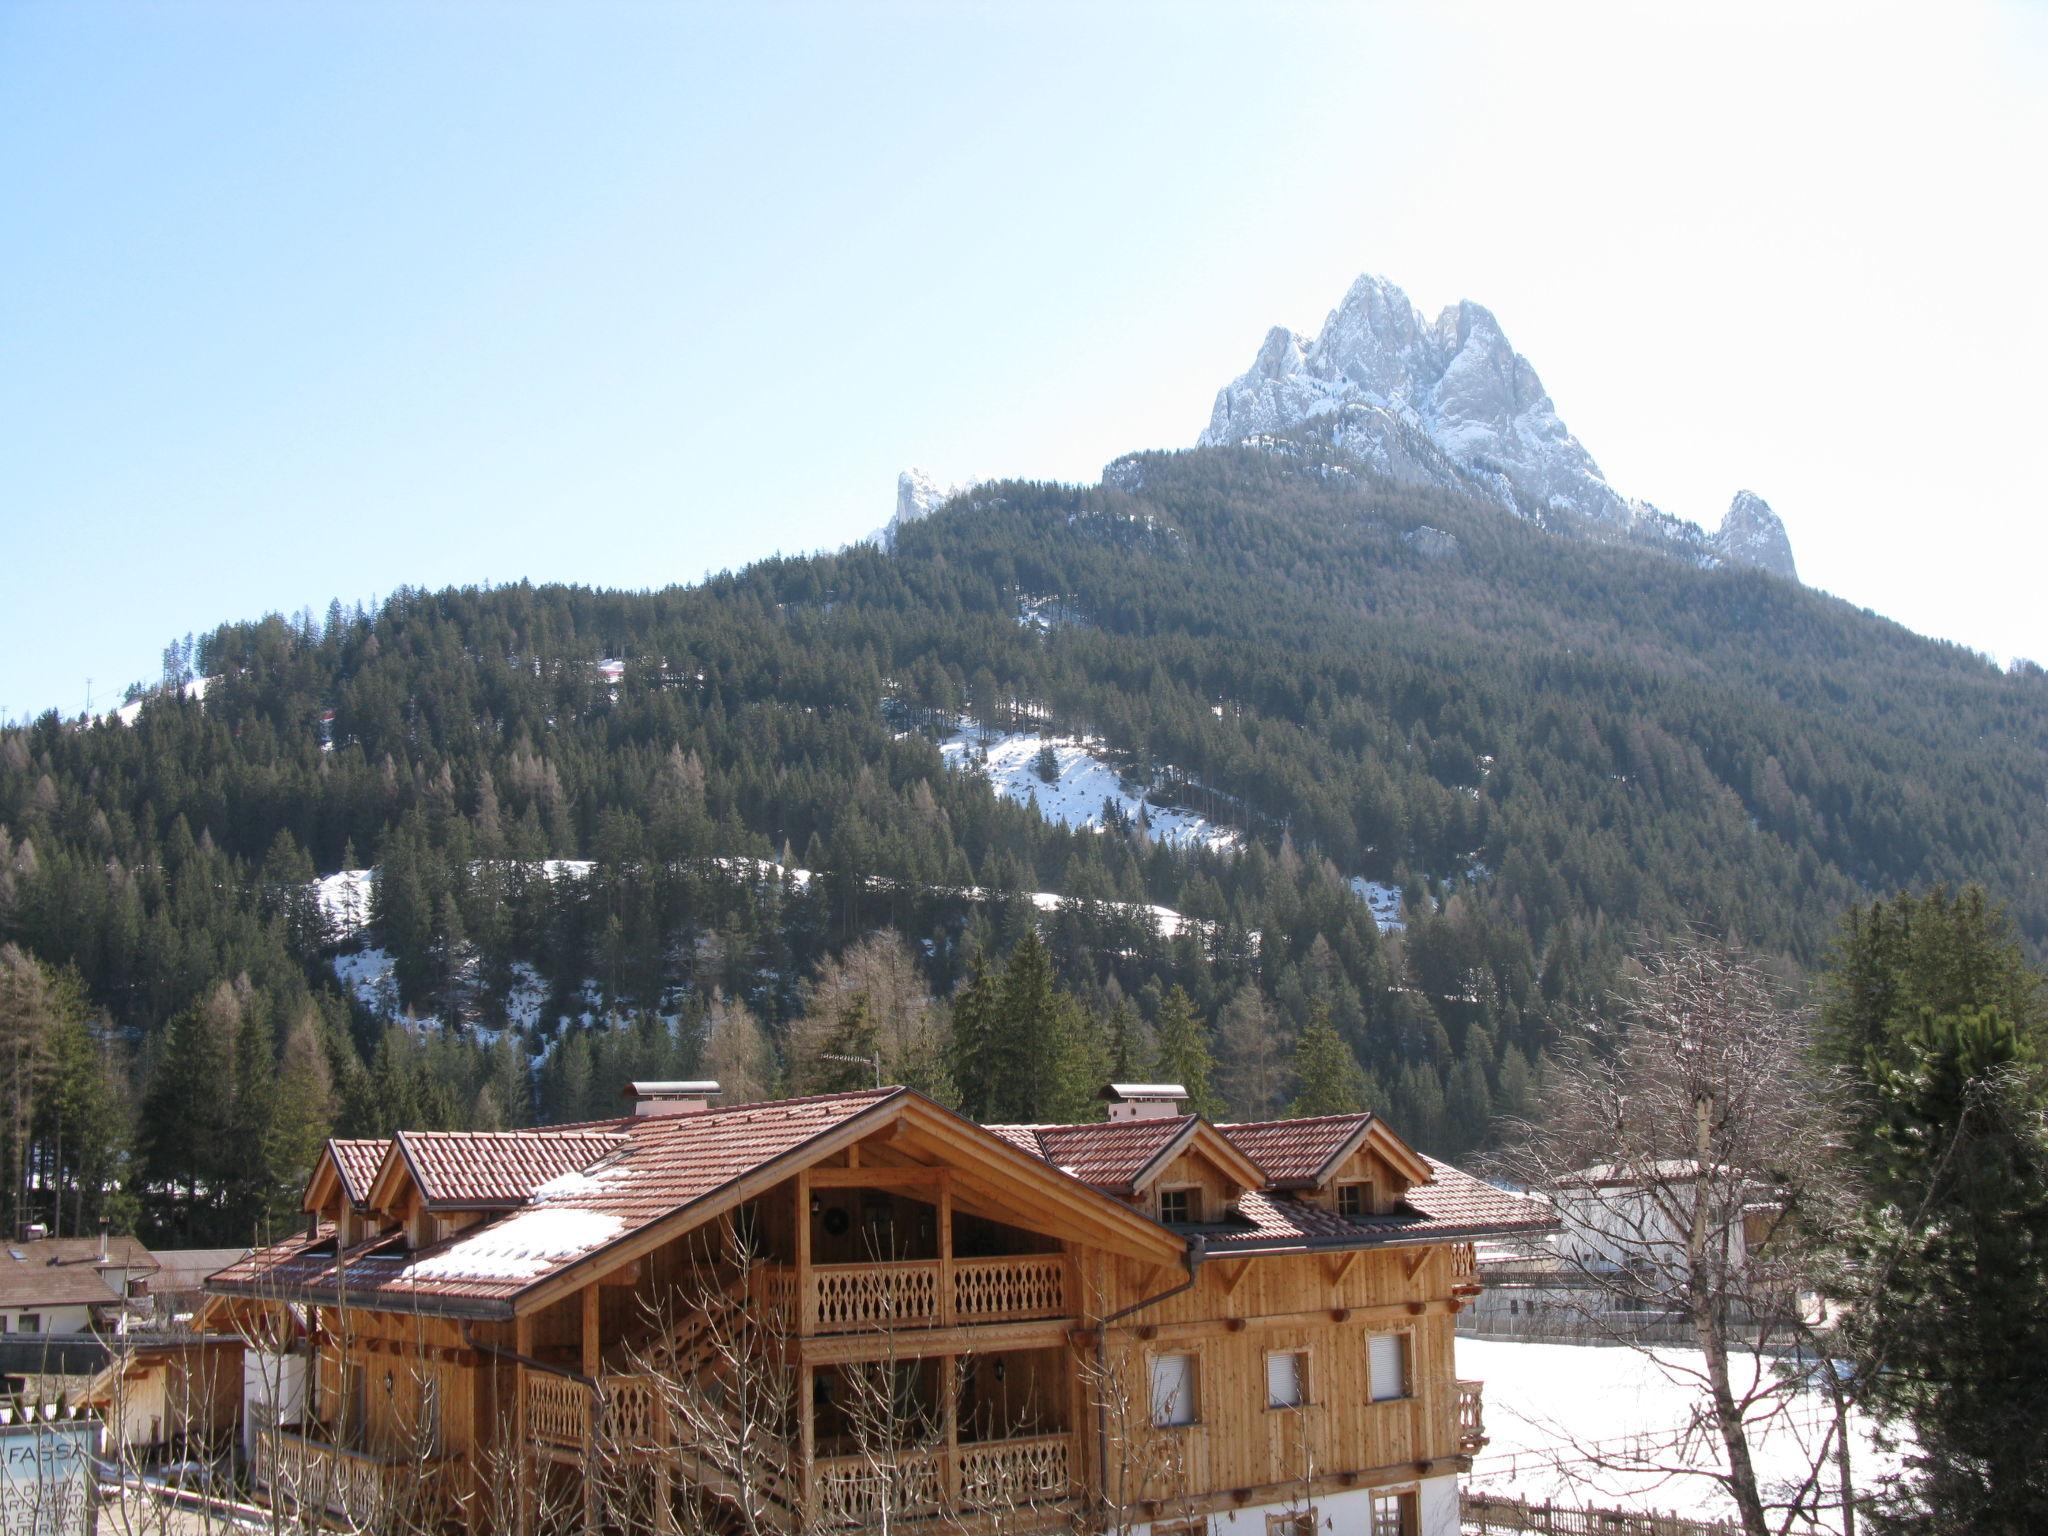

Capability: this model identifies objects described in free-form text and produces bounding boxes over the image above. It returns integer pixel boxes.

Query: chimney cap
[622,1080,723,1099]
[1099,1083,1189,1102]
[622,1081,723,1116]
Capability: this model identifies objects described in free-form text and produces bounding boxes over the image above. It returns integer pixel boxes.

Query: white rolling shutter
[1150,1353,1197,1426]
[1369,1332,1407,1401]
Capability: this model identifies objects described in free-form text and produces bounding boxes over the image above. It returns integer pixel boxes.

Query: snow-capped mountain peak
[1717,490,1797,581]
[1201,271,1796,578]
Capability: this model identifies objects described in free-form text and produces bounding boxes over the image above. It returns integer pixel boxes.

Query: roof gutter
[1202,1217,1560,1261]
[461,1322,597,1392]
[1094,1233,1206,1531]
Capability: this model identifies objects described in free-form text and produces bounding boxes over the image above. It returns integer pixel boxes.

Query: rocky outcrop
[1201,273,1630,529]
[1202,272,1798,579]
[868,468,981,549]
[1716,491,1798,581]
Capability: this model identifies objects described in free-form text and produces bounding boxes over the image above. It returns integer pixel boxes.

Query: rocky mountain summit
[1201,273,1797,581]
[867,468,981,550]
[1718,490,1798,580]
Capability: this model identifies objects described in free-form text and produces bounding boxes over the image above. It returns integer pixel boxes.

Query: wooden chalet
[205,1080,1549,1536]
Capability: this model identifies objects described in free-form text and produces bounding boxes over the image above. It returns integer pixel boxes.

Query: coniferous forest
[5,440,2047,1247]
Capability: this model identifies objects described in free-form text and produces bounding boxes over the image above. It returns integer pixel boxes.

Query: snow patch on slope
[1349,877,1406,933]
[939,722,1240,852]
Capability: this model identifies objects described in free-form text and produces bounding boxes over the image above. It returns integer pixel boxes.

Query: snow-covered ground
[1459,1338,1899,1532]
[939,722,1240,853]
[1349,876,1405,933]
[97,674,213,727]
[333,947,401,1018]
[317,859,1226,1037]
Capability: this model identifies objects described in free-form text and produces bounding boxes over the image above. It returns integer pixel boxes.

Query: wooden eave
[303,1139,373,1215]
[364,1135,420,1218]
[1363,1120,1434,1187]
[1127,1119,1269,1197]
[510,1088,1185,1317]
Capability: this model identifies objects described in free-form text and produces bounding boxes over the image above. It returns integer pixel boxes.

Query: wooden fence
[1463,1491,1739,1536]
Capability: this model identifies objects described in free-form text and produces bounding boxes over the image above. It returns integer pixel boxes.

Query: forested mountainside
[4,442,2045,1246]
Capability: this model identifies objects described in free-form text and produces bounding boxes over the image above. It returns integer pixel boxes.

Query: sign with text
[0,1418,100,1536]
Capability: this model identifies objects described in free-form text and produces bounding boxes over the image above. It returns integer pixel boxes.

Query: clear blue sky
[4,2,2043,719]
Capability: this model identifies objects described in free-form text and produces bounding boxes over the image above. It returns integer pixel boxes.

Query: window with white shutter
[1369,1332,1408,1401]
[1266,1350,1306,1409]
[1150,1352,1198,1426]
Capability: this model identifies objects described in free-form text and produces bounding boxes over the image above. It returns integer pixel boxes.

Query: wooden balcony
[815,1431,1074,1527]
[250,1426,461,1529]
[1456,1378,1487,1455]
[524,1369,1072,1529]
[807,1254,1069,1333]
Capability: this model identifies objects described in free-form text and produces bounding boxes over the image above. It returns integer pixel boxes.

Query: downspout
[1095,1233,1205,1533]
[461,1321,599,1391]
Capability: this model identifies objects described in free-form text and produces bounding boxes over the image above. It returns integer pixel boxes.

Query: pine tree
[1837,1002,2048,1530]
[947,950,1002,1120]
[1217,986,1285,1119]
[1284,1006,1371,1118]
[1153,986,1221,1119]
[0,946,60,1238]
[1042,997,1111,1124]
[1104,998,1149,1082]
[701,995,776,1104]
[994,931,1058,1120]
[263,1011,335,1233]
[815,995,881,1091]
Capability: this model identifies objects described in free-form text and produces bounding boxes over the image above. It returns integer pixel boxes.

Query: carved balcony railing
[250,1427,460,1529]
[814,1259,941,1330]
[957,1431,1071,1507]
[805,1254,1070,1333]
[1451,1242,1482,1295]
[813,1433,1072,1528]
[525,1371,590,1450]
[1457,1378,1487,1455]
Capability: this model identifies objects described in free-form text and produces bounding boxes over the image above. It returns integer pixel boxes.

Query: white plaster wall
[241,1349,308,1460]
[1148,1473,1460,1536]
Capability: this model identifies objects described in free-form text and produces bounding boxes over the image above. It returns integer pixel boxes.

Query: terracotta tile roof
[398,1129,631,1208]
[329,1139,390,1207]
[211,1090,900,1315]
[1218,1114,1371,1187]
[985,1117,1197,1196]
[1201,1158,1555,1255]
[1408,1157,1556,1233]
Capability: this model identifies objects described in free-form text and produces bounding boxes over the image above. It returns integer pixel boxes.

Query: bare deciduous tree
[1496,935,1856,1536]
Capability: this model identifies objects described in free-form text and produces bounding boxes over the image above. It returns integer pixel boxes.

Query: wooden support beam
[581,1286,600,1536]
[514,1313,534,1536]
[799,1363,816,1523]
[795,1167,815,1336]
[799,1317,1076,1367]
[1323,1250,1360,1288]
[1117,1296,1456,1344]
[809,1165,945,1189]
[938,1170,955,1326]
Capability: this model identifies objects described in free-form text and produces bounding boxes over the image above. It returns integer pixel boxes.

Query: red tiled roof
[329,1139,390,1207]
[986,1117,1197,1196]
[211,1091,900,1314]
[397,1129,630,1208]
[1202,1159,1555,1255]
[1219,1114,1371,1187]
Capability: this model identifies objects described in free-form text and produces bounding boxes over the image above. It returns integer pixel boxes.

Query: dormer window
[1337,1181,1375,1218]
[1159,1187,1201,1225]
